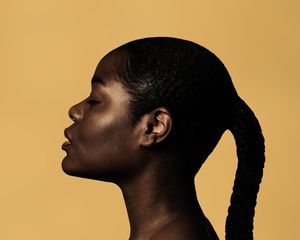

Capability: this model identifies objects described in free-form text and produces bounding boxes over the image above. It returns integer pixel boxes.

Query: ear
[137,107,173,148]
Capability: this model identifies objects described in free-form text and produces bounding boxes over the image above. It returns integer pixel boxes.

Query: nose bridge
[68,100,84,123]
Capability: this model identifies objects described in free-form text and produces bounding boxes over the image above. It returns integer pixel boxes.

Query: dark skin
[62,50,219,240]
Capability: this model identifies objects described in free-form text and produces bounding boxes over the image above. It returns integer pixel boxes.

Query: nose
[68,102,83,123]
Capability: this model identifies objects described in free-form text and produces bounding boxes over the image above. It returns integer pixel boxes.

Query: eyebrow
[91,76,105,85]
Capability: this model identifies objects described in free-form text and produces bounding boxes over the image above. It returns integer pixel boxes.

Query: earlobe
[139,108,173,148]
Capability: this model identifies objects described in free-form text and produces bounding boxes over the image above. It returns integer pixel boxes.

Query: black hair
[113,37,265,240]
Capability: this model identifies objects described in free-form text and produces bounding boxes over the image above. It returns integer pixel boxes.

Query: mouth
[62,129,72,151]
[62,141,72,150]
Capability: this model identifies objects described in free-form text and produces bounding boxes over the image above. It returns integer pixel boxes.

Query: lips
[62,141,72,150]
[64,129,72,142]
[62,129,72,151]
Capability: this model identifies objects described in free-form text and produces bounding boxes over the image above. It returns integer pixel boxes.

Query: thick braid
[226,97,265,240]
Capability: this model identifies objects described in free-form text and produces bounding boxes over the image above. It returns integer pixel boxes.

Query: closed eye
[86,99,100,105]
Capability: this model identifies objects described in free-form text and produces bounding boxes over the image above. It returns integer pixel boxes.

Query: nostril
[68,109,75,122]
[68,100,84,123]
[69,112,78,123]
[70,114,77,123]
[68,105,81,123]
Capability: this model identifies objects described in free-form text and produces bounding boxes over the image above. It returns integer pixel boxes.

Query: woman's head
[62,37,265,240]
[62,49,175,181]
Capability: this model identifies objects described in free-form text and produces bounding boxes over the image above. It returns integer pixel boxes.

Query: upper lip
[64,129,72,143]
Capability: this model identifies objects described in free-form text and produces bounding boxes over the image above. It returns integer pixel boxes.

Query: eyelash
[86,99,99,105]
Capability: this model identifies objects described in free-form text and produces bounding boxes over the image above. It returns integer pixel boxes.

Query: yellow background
[1,0,299,239]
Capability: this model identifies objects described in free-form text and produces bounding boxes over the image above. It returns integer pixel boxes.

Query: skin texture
[62,51,219,240]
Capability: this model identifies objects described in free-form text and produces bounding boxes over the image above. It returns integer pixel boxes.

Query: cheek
[78,115,115,147]
[75,114,133,168]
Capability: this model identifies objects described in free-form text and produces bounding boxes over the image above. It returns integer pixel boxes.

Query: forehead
[93,49,128,85]
[91,50,131,103]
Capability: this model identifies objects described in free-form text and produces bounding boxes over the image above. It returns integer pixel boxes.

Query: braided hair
[112,37,265,240]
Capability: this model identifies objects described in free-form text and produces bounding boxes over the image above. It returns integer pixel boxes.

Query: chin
[61,156,88,178]
[61,156,117,183]
[61,156,78,176]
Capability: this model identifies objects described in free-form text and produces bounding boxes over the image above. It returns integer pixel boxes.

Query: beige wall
[1,0,299,239]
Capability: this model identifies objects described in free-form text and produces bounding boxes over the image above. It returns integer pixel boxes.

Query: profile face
[62,51,139,182]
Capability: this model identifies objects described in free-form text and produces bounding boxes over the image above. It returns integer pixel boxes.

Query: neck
[116,157,206,240]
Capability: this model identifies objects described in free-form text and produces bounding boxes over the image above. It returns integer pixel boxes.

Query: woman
[62,37,265,240]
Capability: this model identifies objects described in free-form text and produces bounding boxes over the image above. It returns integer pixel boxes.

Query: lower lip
[62,141,72,151]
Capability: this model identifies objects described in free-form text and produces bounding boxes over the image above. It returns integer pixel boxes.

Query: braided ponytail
[226,97,265,240]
